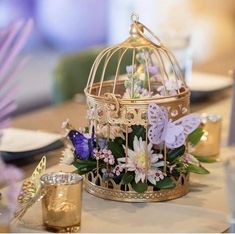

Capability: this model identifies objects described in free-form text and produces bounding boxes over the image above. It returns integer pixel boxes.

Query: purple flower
[0,158,24,212]
[126,65,136,74]
[0,159,23,184]
[101,168,114,178]
[6,183,22,211]
[98,138,107,149]
[147,65,158,76]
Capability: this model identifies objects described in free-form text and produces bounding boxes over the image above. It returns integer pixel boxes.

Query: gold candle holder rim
[201,113,222,123]
[40,172,83,186]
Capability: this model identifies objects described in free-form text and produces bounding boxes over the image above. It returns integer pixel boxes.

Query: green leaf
[154,177,176,189]
[76,166,96,175]
[188,128,204,146]
[167,145,185,162]
[132,181,148,193]
[192,154,217,163]
[108,138,125,158]
[73,160,96,167]
[121,172,134,184]
[73,160,97,174]
[187,163,209,174]
[128,125,146,150]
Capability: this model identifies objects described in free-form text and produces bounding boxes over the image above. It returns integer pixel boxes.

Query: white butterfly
[147,103,201,149]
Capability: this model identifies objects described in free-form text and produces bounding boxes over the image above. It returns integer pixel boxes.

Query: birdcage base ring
[84,172,190,202]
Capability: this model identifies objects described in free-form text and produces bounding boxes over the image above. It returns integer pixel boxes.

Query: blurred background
[1,0,235,115]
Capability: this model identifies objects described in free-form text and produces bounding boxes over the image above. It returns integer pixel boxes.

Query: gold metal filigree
[85,172,190,202]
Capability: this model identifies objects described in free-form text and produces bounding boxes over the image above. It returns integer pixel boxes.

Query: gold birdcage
[84,14,190,202]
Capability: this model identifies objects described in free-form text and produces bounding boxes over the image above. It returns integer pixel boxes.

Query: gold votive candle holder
[40,172,83,232]
[193,113,222,159]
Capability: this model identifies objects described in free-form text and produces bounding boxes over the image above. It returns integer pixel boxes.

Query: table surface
[7,89,235,232]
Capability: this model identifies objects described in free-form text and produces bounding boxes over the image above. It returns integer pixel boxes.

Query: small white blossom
[188,142,195,154]
[112,164,124,176]
[157,76,183,96]
[183,153,199,165]
[148,169,164,184]
[60,147,75,165]
[61,119,70,129]
[93,148,115,165]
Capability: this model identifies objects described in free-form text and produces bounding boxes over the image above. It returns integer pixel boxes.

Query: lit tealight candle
[193,113,222,159]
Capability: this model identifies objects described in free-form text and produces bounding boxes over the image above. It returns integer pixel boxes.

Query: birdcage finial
[131,13,139,23]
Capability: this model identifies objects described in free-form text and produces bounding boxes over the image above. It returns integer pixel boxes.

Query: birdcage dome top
[85,15,189,103]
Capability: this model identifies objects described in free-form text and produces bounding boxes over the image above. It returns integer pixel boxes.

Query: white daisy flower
[119,136,164,184]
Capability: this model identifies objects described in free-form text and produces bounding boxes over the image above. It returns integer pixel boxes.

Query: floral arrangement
[61,104,213,194]
[122,50,183,99]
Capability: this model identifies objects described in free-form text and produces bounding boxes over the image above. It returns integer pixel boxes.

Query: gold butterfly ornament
[13,156,46,221]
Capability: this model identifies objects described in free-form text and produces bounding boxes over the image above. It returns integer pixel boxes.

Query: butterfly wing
[164,114,201,149]
[15,156,46,221]
[147,103,168,145]
[165,123,185,149]
[68,130,90,160]
[173,114,201,135]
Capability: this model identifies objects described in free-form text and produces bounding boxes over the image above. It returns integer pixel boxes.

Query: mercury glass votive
[224,157,235,233]
[40,172,83,232]
[193,113,222,159]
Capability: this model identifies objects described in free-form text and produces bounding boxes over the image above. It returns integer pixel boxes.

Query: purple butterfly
[68,127,95,160]
[147,103,201,149]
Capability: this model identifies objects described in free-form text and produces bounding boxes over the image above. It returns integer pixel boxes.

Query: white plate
[0,128,62,153]
[189,72,233,92]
